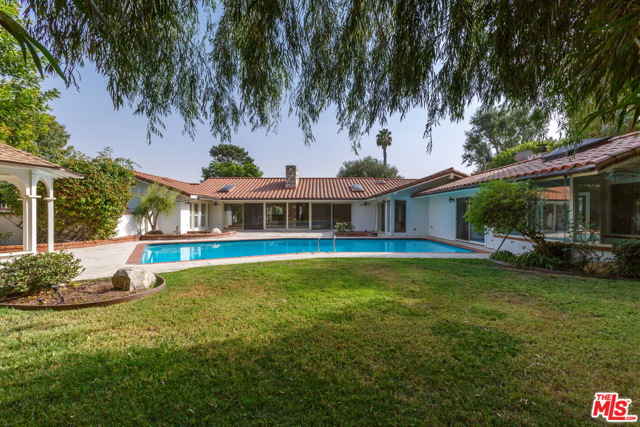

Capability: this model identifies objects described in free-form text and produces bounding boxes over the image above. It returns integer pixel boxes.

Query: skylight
[376,179,386,185]
[219,184,234,192]
[351,184,365,192]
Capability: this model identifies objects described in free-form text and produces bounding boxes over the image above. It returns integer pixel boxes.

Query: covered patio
[0,143,82,256]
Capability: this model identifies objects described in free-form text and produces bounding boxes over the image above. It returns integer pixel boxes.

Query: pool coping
[126,236,489,265]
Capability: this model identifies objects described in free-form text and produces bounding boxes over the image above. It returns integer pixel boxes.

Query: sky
[41,66,555,183]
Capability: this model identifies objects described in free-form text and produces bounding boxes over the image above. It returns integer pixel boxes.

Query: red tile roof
[373,167,468,197]
[412,131,640,197]
[199,177,415,200]
[134,171,415,200]
[133,171,210,197]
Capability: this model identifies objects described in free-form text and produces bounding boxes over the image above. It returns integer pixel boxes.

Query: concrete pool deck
[69,231,492,280]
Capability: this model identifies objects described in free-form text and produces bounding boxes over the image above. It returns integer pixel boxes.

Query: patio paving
[70,231,491,280]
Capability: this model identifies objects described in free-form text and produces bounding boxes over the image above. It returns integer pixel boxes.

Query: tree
[201,144,263,180]
[0,1,58,153]
[464,179,552,256]
[34,117,76,163]
[133,183,180,234]
[487,140,561,170]
[375,129,392,166]
[462,106,549,172]
[337,156,402,179]
[1,148,136,241]
[2,1,638,149]
[208,144,255,166]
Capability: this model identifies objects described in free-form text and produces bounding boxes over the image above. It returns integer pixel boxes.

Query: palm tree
[376,129,393,166]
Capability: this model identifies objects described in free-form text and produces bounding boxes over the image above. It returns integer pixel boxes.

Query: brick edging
[0,235,141,254]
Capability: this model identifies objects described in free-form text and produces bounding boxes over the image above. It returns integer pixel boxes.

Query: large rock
[211,228,222,234]
[111,267,156,291]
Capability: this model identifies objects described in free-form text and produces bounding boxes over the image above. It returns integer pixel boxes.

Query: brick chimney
[285,165,299,188]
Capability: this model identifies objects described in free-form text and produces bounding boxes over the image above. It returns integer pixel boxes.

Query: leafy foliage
[2,148,136,241]
[4,0,636,150]
[487,140,561,170]
[489,250,515,263]
[462,106,549,172]
[337,156,402,178]
[202,144,263,179]
[34,116,75,163]
[0,2,59,153]
[334,222,355,233]
[375,129,392,166]
[202,160,263,180]
[465,179,552,256]
[0,250,84,297]
[612,239,640,279]
[133,183,180,232]
[511,251,559,271]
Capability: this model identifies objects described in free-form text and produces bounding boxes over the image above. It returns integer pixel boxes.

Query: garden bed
[0,276,165,311]
[487,259,635,280]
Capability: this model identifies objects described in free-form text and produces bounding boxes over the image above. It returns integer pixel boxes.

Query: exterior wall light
[449,197,455,203]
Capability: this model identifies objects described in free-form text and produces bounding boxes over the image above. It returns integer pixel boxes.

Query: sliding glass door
[312,203,331,229]
[456,197,484,243]
[244,203,264,229]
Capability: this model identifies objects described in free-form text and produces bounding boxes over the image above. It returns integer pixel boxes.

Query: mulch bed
[0,280,149,307]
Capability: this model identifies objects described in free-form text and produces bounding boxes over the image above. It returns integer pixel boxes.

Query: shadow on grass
[2,314,581,426]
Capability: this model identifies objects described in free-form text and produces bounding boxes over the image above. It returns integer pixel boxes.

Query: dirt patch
[0,280,152,306]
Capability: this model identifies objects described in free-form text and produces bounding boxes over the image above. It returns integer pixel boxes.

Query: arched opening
[0,177,26,247]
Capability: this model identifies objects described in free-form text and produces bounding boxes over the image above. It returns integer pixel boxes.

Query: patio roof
[412,131,640,197]
[0,143,83,179]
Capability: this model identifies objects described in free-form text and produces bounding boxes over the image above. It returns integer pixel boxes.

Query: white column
[21,197,28,252]
[46,192,55,252]
[28,194,38,253]
[309,203,312,230]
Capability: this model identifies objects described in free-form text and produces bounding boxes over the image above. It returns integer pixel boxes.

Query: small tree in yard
[133,183,180,234]
[464,179,552,256]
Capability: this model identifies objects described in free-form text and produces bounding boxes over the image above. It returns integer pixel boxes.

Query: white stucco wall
[115,214,140,237]
[352,202,376,231]
[426,193,457,241]
[485,231,534,254]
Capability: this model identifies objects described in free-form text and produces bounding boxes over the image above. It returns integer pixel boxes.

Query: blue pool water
[139,238,472,264]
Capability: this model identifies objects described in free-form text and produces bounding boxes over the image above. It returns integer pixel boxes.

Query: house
[128,131,640,254]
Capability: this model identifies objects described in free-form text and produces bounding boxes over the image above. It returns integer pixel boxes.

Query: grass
[1,259,638,426]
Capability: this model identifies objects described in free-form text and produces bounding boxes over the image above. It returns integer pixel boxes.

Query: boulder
[146,230,164,235]
[111,267,156,291]
[211,228,222,234]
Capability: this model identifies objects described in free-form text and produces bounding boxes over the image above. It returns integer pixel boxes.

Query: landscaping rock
[111,267,156,291]
[146,230,164,235]
[211,228,222,234]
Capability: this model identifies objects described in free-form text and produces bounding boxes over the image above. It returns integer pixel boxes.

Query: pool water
[139,238,472,264]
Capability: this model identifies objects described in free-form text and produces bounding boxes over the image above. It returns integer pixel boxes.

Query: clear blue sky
[42,66,554,182]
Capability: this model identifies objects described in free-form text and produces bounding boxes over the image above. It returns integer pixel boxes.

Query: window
[190,202,208,230]
[224,204,243,228]
[332,204,351,228]
[575,159,640,243]
[288,203,309,228]
[394,200,407,233]
[312,203,331,229]
[266,203,287,228]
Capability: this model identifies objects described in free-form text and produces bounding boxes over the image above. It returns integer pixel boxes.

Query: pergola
[0,143,83,255]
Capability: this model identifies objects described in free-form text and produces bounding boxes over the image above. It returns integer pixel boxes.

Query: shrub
[612,239,640,278]
[0,250,84,297]
[512,251,559,270]
[489,250,516,263]
[334,222,355,232]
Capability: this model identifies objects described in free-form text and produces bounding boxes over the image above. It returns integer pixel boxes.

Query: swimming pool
[138,238,473,264]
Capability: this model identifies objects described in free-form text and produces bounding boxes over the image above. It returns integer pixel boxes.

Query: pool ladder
[317,235,337,253]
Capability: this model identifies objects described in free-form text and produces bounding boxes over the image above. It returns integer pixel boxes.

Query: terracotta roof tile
[134,171,415,200]
[199,177,415,200]
[134,171,209,197]
[413,131,640,197]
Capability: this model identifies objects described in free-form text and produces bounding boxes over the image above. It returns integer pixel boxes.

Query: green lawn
[1,259,638,426]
